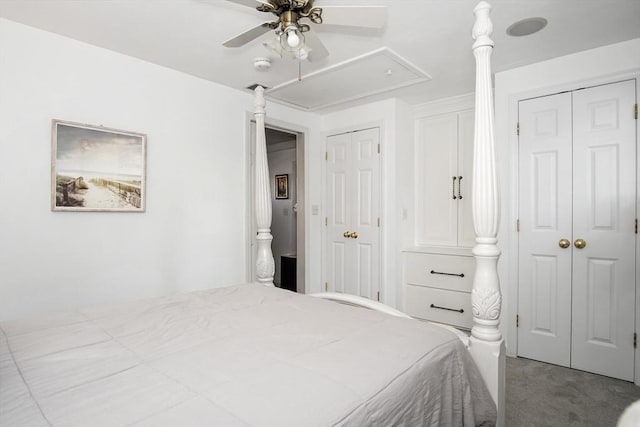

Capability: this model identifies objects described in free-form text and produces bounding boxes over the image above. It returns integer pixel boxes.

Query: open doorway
[250,123,305,293]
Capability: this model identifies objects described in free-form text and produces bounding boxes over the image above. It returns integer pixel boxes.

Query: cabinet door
[415,114,458,246]
[457,110,476,247]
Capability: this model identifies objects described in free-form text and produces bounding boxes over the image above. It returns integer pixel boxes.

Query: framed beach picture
[51,120,146,212]
[275,174,288,199]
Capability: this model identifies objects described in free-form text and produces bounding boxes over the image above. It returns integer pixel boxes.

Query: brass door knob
[559,238,570,249]
[349,231,358,239]
[574,239,587,249]
[343,231,350,238]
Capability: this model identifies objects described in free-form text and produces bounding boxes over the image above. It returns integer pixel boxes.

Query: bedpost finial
[472,1,494,49]
[254,85,266,114]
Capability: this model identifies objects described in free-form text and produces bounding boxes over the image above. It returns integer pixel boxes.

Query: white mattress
[0,283,496,426]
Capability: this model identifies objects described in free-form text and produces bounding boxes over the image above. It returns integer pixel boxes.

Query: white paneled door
[326,128,380,300]
[571,80,637,380]
[517,91,574,367]
[518,80,637,381]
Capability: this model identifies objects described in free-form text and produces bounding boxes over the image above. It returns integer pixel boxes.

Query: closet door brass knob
[558,238,570,249]
[574,239,587,249]
[343,231,350,238]
[349,232,358,239]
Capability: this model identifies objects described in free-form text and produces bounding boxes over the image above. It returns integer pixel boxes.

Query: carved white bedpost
[254,86,275,287]
[469,2,505,425]
[471,1,501,342]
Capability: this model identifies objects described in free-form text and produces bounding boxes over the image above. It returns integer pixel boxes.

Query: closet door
[350,128,380,299]
[518,79,637,381]
[570,80,637,381]
[326,132,351,293]
[326,128,380,299]
[517,92,573,367]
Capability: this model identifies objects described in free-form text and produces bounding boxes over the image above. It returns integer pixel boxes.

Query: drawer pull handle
[430,304,464,314]
[430,270,464,278]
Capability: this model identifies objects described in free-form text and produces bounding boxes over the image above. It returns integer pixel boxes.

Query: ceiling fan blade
[319,6,387,29]
[304,30,329,62]
[223,0,272,9]
[223,23,273,48]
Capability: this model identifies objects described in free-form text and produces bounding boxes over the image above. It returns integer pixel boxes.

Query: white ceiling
[1,0,639,112]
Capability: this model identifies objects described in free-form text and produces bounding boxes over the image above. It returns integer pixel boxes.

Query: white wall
[494,38,640,356]
[0,18,320,320]
[320,98,413,309]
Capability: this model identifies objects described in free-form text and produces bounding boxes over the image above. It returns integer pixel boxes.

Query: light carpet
[506,357,640,427]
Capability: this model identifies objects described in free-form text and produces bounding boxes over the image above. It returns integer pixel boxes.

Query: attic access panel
[266,48,431,111]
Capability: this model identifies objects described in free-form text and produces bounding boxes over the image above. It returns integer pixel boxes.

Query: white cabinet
[415,110,475,247]
[408,100,477,328]
[403,248,474,329]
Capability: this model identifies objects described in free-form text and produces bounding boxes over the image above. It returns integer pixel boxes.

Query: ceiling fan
[222,0,387,61]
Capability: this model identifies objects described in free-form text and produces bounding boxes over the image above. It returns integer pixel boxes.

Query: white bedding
[1,284,496,426]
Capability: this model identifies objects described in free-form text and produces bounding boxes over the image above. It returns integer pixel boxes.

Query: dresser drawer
[405,284,473,329]
[405,252,474,292]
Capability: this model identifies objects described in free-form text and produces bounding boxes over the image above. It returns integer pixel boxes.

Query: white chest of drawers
[403,248,475,329]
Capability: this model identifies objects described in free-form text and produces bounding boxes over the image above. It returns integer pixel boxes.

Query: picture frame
[275,174,288,199]
[51,120,146,212]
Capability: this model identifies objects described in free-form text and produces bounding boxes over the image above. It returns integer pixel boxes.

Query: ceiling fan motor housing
[280,10,299,30]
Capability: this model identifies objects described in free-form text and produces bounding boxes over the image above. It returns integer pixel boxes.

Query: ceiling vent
[266,47,431,111]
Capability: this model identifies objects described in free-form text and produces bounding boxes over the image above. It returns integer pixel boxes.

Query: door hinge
[635,103,638,120]
[324,282,328,292]
[325,151,328,161]
[634,332,637,348]
[516,122,520,136]
[516,219,520,232]
[377,291,380,302]
[324,217,328,226]
[377,143,380,154]
[377,217,380,227]
[516,314,520,328]
[636,218,638,234]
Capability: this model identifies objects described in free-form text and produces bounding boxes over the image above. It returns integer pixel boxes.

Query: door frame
[507,72,640,383]
[245,113,309,293]
[321,122,384,300]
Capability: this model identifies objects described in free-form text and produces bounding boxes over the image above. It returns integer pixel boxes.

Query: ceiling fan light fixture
[263,34,311,61]
[280,25,305,52]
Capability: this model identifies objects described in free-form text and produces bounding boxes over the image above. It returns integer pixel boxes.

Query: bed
[0,2,505,426]
[1,283,496,426]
